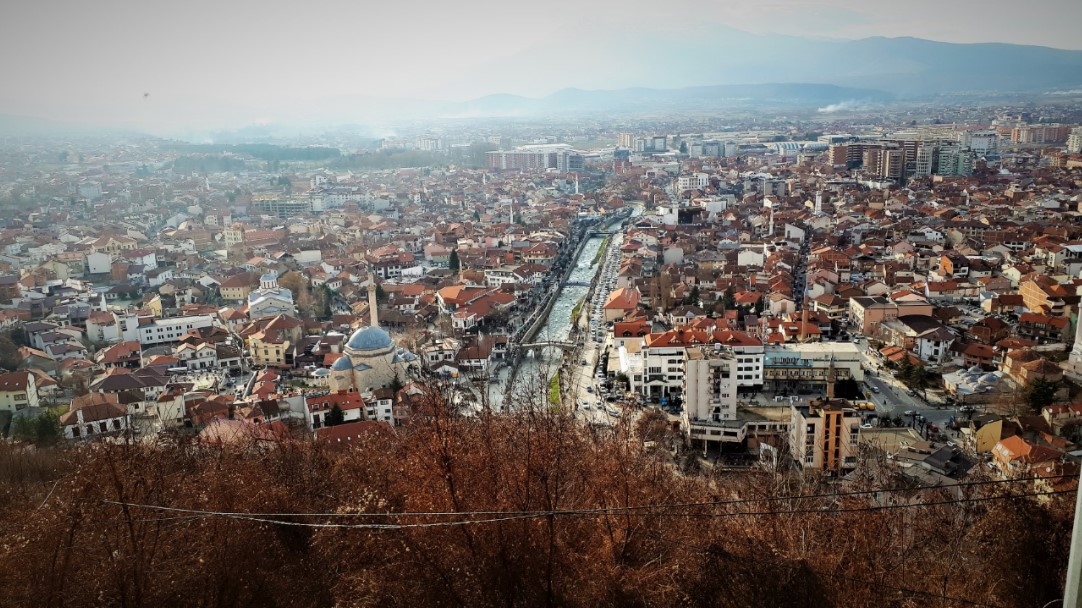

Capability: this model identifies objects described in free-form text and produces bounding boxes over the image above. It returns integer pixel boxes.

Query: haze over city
[3,0,1082,133]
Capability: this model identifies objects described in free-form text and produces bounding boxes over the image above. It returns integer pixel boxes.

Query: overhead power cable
[100,487,1075,530]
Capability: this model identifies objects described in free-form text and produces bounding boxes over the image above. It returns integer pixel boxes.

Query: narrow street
[567,231,625,426]
[855,337,956,433]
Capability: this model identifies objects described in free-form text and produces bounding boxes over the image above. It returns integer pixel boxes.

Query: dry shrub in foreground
[0,405,1072,608]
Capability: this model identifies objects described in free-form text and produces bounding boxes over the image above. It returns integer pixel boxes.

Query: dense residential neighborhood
[2,107,1082,606]
[1,117,1082,471]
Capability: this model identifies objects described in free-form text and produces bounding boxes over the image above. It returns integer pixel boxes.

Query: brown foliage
[0,405,1073,608]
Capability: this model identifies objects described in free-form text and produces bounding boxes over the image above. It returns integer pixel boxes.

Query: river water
[486,234,608,409]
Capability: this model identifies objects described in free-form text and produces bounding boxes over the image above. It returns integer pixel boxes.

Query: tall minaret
[509,200,514,225]
[367,271,379,328]
[1070,310,1082,373]
[814,192,823,214]
[799,305,808,342]
[575,174,580,195]
[826,356,837,400]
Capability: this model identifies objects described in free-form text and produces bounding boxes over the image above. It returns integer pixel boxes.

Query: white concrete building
[682,346,742,449]
[137,315,216,346]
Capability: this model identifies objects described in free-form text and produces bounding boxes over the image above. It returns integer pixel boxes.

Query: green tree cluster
[10,410,60,446]
[162,143,341,162]
[0,334,21,371]
[897,358,929,398]
[681,286,700,306]
[1026,377,1059,412]
[325,405,345,426]
[721,286,736,311]
[170,155,248,174]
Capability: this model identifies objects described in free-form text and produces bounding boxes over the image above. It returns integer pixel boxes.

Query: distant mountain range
[252,34,1082,123]
[449,32,1082,107]
[758,35,1082,94]
[2,33,1082,136]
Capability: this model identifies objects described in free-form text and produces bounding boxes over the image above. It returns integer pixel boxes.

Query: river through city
[486,233,609,410]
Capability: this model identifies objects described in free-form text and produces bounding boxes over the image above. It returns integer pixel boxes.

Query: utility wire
[101,472,1076,520]
[101,488,1075,530]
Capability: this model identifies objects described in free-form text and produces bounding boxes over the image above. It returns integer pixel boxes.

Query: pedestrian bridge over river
[516,340,577,353]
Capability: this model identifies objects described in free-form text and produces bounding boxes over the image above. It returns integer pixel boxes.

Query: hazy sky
[2,0,1080,133]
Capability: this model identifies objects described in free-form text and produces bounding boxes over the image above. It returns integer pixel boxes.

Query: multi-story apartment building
[936,144,975,176]
[630,329,763,399]
[676,173,710,192]
[790,395,863,473]
[962,130,998,155]
[682,346,741,450]
[485,146,584,172]
[626,331,860,400]
[1067,127,1082,154]
[1010,124,1071,144]
[250,199,312,218]
[789,370,863,474]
